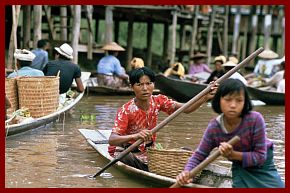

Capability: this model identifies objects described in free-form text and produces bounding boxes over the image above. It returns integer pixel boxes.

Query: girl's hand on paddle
[133,130,152,142]
[205,81,219,100]
[176,171,192,186]
[219,142,233,159]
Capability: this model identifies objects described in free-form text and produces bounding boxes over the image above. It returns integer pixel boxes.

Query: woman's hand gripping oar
[170,135,240,188]
[90,47,264,179]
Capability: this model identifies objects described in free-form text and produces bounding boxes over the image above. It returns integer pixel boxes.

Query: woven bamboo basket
[5,78,19,114]
[17,76,59,118]
[147,148,193,178]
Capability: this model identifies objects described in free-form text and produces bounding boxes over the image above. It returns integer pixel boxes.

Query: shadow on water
[5,95,285,187]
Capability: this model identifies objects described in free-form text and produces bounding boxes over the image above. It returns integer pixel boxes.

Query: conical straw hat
[101,42,125,51]
[258,49,279,59]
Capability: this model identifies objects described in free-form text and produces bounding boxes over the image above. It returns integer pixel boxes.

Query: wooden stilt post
[146,21,153,68]
[223,5,229,57]
[23,6,31,49]
[170,9,177,64]
[33,5,42,48]
[71,5,81,64]
[206,6,215,65]
[8,5,21,70]
[126,18,133,71]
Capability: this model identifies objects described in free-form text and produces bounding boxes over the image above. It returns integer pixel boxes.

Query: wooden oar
[90,47,264,178]
[170,135,240,188]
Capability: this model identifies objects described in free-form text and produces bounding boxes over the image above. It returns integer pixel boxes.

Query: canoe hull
[247,86,284,105]
[79,129,232,188]
[155,74,207,102]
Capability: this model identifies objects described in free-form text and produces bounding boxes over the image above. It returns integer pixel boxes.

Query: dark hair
[37,39,48,48]
[211,78,252,117]
[129,67,155,85]
[19,60,32,67]
[280,61,285,69]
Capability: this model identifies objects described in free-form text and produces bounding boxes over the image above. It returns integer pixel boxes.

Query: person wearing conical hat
[245,49,284,80]
[206,55,226,84]
[188,52,212,76]
[8,49,44,78]
[222,58,248,85]
[97,42,129,88]
[43,43,84,95]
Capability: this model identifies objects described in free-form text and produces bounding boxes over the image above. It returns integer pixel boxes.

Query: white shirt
[230,72,248,85]
[254,57,284,77]
[277,79,285,93]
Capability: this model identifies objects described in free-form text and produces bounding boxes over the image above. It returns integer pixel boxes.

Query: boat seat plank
[79,129,111,142]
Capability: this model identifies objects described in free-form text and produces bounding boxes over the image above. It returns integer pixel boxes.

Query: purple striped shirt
[184,111,273,171]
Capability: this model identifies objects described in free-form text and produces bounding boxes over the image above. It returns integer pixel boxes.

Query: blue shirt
[31,48,49,70]
[8,66,44,78]
[97,55,124,76]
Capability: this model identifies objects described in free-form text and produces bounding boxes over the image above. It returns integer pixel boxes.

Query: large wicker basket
[17,76,59,118]
[147,148,193,178]
[5,78,19,114]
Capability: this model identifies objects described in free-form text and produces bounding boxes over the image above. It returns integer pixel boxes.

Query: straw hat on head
[14,49,36,61]
[214,55,226,64]
[229,56,239,64]
[130,57,144,69]
[258,49,279,59]
[191,52,207,60]
[222,60,237,67]
[54,43,73,59]
[101,42,125,51]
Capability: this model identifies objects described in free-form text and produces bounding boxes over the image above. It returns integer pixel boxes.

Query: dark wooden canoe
[79,129,232,188]
[155,74,207,102]
[247,86,284,105]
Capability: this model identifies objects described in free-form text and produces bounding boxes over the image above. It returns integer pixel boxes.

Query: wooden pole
[60,6,68,41]
[163,22,169,64]
[170,136,240,188]
[146,21,153,68]
[23,6,31,49]
[105,6,113,43]
[43,6,55,40]
[170,10,177,64]
[248,6,258,66]
[86,5,94,60]
[206,6,215,65]
[8,5,21,70]
[71,5,81,64]
[223,5,229,57]
[231,6,241,56]
[33,5,42,48]
[126,18,133,71]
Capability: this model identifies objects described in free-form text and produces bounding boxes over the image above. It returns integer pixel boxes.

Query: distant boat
[155,74,207,102]
[247,86,284,105]
[79,129,232,188]
[86,77,160,95]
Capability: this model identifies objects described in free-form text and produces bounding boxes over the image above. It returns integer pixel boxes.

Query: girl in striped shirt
[176,78,284,188]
